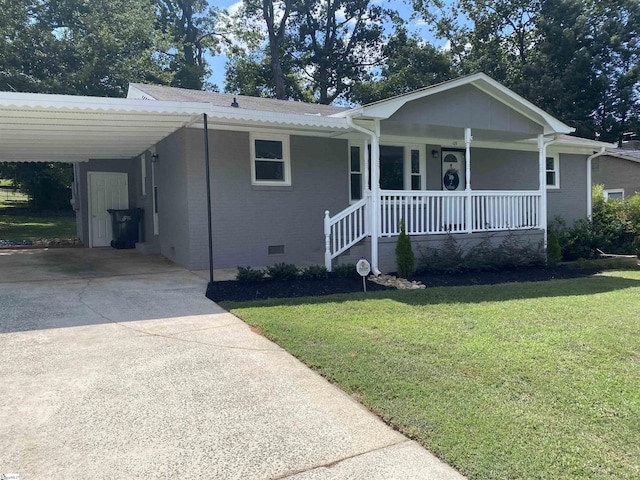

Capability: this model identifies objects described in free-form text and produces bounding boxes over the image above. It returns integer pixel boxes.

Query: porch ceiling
[0,92,209,163]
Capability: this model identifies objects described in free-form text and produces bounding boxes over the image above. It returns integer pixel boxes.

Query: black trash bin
[107,208,143,249]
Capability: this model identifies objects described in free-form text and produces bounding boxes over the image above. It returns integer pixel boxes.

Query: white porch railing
[324,197,369,270]
[324,190,542,269]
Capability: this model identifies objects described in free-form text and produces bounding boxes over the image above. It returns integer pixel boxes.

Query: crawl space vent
[268,245,285,255]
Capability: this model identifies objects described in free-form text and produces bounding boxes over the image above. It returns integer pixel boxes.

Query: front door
[442,150,465,191]
[88,172,129,247]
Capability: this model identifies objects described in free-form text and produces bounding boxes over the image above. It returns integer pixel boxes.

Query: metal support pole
[203,113,215,294]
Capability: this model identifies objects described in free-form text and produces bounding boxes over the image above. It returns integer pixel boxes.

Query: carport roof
[0,90,352,163]
[0,91,210,163]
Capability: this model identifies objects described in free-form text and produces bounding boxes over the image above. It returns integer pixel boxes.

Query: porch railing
[324,197,369,270]
[324,190,542,269]
[379,190,541,235]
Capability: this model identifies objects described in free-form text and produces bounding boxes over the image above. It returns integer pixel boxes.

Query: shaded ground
[207,265,600,302]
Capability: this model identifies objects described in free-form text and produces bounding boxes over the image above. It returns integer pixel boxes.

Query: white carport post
[464,128,472,232]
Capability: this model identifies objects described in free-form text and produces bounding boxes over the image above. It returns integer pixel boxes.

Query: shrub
[331,263,358,278]
[417,233,464,274]
[418,231,545,273]
[265,262,300,280]
[236,266,264,282]
[300,265,329,280]
[395,219,415,277]
[550,216,595,261]
[546,231,562,265]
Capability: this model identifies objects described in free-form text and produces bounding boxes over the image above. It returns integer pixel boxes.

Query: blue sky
[207,0,445,91]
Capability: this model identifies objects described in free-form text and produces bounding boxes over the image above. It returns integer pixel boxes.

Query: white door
[442,150,465,191]
[88,172,129,247]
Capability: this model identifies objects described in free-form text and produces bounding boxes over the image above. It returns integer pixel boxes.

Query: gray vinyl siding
[547,153,588,224]
[424,147,539,191]
[389,85,543,136]
[154,128,191,267]
[77,158,137,245]
[470,148,538,190]
[180,128,349,270]
[592,156,640,197]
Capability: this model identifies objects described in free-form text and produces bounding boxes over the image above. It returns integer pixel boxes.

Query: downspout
[346,116,382,275]
[538,134,560,249]
[586,147,607,219]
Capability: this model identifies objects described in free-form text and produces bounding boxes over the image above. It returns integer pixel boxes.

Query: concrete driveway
[0,248,464,479]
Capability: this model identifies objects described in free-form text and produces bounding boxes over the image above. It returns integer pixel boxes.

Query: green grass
[0,181,77,240]
[0,183,29,209]
[224,272,640,480]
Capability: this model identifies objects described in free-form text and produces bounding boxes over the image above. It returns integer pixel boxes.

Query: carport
[0,91,217,282]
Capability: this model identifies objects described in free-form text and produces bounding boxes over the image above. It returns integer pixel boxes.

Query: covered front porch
[323,75,574,272]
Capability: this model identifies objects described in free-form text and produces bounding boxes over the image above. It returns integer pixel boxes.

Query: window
[250,133,290,185]
[546,155,559,188]
[603,189,624,201]
[349,145,363,201]
[410,149,421,190]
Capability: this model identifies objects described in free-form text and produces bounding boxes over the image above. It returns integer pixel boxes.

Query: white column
[538,134,548,247]
[370,120,381,275]
[324,210,332,271]
[465,128,472,232]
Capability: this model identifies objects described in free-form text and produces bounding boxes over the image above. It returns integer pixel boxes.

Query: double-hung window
[250,133,291,186]
[349,145,363,201]
[546,154,559,188]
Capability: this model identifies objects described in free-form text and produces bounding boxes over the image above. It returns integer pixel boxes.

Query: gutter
[346,116,382,276]
[587,147,607,219]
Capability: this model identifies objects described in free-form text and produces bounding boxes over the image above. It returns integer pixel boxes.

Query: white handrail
[324,197,369,271]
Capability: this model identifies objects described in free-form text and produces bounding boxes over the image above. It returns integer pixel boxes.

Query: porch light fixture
[151,153,159,163]
[431,149,439,158]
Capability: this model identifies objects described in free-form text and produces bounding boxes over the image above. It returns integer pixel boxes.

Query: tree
[352,28,453,105]
[417,0,640,142]
[227,0,391,104]
[155,0,234,90]
[0,163,73,210]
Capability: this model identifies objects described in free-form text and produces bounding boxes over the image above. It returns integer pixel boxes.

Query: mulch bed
[207,265,600,303]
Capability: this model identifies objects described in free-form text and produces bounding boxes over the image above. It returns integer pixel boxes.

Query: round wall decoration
[443,168,460,190]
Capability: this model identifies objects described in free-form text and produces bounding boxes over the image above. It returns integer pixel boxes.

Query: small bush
[547,231,562,265]
[418,231,544,273]
[236,266,264,282]
[395,219,415,278]
[266,262,300,280]
[417,233,464,274]
[550,216,595,261]
[331,263,358,278]
[300,265,329,280]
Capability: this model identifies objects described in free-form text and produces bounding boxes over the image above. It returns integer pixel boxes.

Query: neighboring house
[591,140,640,200]
[0,73,612,275]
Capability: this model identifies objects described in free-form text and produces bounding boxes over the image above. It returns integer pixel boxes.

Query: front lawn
[224,272,640,480]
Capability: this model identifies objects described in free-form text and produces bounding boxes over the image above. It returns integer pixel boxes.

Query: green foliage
[552,187,640,261]
[331,263,359,278]
[351,28,452,105]
[395,219,415,278]
[546,230,562,265]
[417,233,465,274]
[549,216,596,261]
[236,266,265,282]
[299,265,329,280]
[0,163,73,211]
[415,0,640,142]
[265,262,299,280]
[418,232,545,273]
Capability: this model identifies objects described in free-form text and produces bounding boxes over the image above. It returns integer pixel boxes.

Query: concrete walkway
[0,248,465,479]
